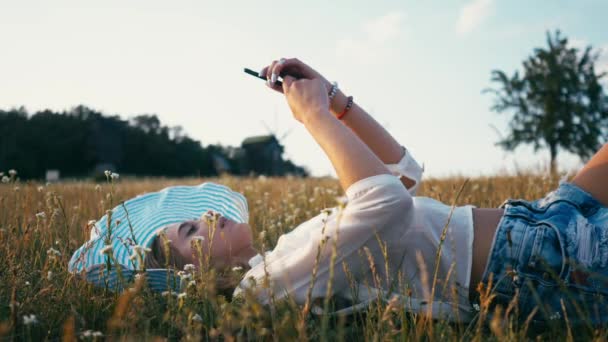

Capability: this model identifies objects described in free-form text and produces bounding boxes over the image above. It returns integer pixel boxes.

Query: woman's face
[162,210,254,270]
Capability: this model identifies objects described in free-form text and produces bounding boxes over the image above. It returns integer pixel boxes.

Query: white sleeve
[234,174,413,305]
[384,146,424,196]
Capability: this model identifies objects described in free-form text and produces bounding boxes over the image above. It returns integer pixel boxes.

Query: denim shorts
[477,181,608,326]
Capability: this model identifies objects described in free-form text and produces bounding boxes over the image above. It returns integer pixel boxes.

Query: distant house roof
[241,135,277,146]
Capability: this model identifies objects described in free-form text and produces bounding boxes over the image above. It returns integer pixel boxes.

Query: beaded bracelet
[337,96,354,120]
[328,82,339,100]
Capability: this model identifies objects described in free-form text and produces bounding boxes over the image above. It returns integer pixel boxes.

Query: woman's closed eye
[186,222,198,236]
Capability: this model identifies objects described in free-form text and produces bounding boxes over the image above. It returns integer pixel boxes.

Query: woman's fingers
[272,58,296,80]
[281,74,296,93]
[258,65,268,78]
[267,60,284,92]
[260,57,319,93]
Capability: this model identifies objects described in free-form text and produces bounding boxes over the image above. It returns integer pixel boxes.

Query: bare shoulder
[572,144,608,207]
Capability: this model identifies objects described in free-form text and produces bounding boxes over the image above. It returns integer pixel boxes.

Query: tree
[485,30,608,173]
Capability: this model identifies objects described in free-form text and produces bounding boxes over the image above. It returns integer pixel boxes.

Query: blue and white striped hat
[68,182,249,292]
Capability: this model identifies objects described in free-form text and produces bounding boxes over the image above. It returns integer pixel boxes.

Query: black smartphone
[244,67,283,87]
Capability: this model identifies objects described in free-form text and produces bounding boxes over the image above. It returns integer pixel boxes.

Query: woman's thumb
[282,75,296,93]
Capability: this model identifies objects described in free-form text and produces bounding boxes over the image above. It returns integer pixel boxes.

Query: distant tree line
[0,105,308,180]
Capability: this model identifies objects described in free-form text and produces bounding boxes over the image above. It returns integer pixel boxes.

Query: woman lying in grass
[70,58,608,325]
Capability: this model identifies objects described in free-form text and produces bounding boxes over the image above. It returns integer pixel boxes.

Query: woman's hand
[259,58,332,95]
[281,75,331,125]
[259,58,332,124]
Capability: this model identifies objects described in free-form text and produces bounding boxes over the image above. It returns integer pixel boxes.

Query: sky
[1,0,607,178]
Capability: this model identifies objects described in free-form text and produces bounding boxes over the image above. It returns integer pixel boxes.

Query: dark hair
[144,235,187,270]
[144,235,244,295]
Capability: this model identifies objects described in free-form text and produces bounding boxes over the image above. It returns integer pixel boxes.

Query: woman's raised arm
[279,74,395,193]
[261,58,421,191]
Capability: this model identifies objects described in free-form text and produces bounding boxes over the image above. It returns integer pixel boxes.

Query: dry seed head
[99,245,113,256]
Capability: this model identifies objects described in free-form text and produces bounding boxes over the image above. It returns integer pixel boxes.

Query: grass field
[0,171,602,341]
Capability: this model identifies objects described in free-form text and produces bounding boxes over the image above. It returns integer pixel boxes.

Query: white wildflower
[473,303,480,311]
[183,264,196,272]
[47,271,53,280]
[99,245,113,256]
[94,184,101,192]
[25,281,30,286]
[232,266,243,272]
[92,331,103,338]
[177,292,187,299]
[81,330,92,337]
[46,247,61,257]
[257,175,267,182]
[0,172,3,176]
[13,186,19,192]
[133,245,151,254]
[22,314,37,325]
[336,196,348,206]
[104,170,111,177]
[8,169,17,176]
[188,280,196,288]
[37,186,44,192]
[111,173,119,180]
[192,313,203,322]
[1,176,9,184]
[549,311,562,320]
[36,212,47,219]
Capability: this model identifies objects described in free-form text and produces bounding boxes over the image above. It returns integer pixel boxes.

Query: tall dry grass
[0,171,603,340]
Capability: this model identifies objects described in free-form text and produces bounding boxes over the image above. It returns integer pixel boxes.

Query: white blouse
[233,148,476,322]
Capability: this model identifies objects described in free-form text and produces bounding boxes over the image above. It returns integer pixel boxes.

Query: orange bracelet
[337,96,354,120]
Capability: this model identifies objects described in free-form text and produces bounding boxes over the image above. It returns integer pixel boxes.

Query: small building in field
[241,135,284,176]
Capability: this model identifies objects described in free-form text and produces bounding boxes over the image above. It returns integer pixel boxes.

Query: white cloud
[336,12,406,65]
[456,0,494,35]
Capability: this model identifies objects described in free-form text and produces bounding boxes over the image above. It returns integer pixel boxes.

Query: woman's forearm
[330,90,416,188]
[330,90,404,163]
[302,110,392,193]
